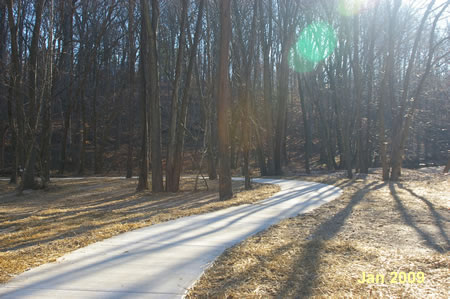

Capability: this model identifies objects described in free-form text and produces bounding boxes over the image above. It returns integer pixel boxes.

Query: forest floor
[0,177,279,284]
[188,168,449,298]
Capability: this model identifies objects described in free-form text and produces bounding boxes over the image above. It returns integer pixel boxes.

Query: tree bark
[0,126,6,170]
[233,0,257,189]
[41,0,54,186]
[6,0,23,185]
[389,0,440,180]
[378,0,401,181]
[362,4,379,174]
[259,0,275,176]
[126,0,136,179]
[20,0,45,190]
[217,0,232,200]
[298,74,311,174]
[58,0,74,175]
[149,0,164,192]
[137,0,152,191]
[140,0,163,192]
[274,2,297,175]
[204,2,217,180]
[352,14,365,174]
[166,0,189,192]
[170,0,205,192]
[443,158,450,174]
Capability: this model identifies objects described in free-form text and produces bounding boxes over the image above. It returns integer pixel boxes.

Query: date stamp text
[357,271,425,284]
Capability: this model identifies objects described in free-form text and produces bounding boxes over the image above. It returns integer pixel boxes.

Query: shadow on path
[0,179,342,298]
[276,181,386,298]
[390,183,448,253]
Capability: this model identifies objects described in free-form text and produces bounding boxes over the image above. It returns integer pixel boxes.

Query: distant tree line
[0,0,448,196]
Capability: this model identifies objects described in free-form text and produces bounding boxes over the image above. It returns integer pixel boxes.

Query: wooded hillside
[0,0,448,195]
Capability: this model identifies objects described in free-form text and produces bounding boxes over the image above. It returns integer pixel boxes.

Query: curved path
[0,178,342,298]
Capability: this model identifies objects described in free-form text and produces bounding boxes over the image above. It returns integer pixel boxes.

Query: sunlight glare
[337,0,379,16]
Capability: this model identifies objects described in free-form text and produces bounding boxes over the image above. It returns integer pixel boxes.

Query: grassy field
[188,169,449,298]
[0,177,279,284]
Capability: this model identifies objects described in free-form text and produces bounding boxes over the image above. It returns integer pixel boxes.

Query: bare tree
[137,0,152,191]
[166,0,189,192]
[217,0,232,200]
[273,1,298,175]
[126,0,136,179]
[1,0,448,191]
[170,0,206,192]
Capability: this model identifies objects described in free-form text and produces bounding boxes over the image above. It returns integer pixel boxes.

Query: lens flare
[338,0,364,16]
[289,50,317,73]
[338,0,379,16]
[290,21,337,73]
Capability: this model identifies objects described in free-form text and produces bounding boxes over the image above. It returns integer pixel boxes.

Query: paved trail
[0,178,342,298]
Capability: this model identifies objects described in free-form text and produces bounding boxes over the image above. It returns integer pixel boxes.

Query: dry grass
[0,177,279,284]
[187,169,449,298]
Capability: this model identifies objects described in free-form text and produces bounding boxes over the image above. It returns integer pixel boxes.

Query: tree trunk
[21,0,45,190]
[78,91,87,175]
[217,0,232,200]
[389,0,440,181]
[273,2,297,175]
[443,158,450,174]
[362,4,379,174]
[41,0,54,186]
[378,72,390,181]
[149,0,164,192]
[0,2,7,172]
[233,0,257,189]
[298,75,311,174]
[58,0,74,175]
[259,0,275,175]
[352,14,365,174]
[4,2,18,183]
[274,50,289,175]
[137,0,152,191]
[0,126,6,170]
[205,3,217,181]
[170,0,205,192]
[6,2,23,183]
[140,0,163,192]
[126,0,136,179]
[166,0,188,192]
[378,0,401,181]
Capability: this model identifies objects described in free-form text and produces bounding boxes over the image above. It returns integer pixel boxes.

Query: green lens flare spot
[294,21,337,64]
[289,21,337,73]
[289,49,317,73]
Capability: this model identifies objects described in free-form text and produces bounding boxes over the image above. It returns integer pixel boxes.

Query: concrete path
[0,178,342,298]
